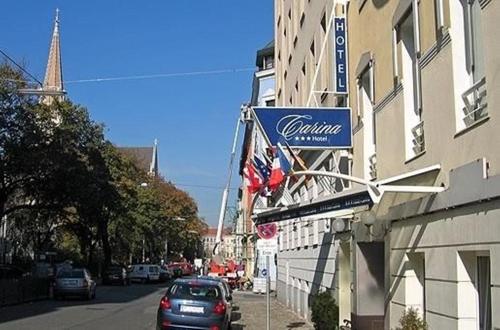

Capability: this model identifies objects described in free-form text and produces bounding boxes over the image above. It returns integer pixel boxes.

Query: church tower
[41,9,64,105]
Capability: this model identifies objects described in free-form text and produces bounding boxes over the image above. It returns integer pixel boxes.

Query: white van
[128,264,160,283]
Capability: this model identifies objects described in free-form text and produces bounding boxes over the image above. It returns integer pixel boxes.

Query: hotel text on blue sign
[335,18,347,93]
[252,107,352,149]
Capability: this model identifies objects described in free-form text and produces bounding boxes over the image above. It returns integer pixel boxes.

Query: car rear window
[169,283,221,300]
[149,266,158,272]
[57,270,84,278]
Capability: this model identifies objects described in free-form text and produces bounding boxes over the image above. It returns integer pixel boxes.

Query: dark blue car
[156,278,232,330]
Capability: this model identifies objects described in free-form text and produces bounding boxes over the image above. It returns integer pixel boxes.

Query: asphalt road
[0,282,169,330]
[0,282,313,330]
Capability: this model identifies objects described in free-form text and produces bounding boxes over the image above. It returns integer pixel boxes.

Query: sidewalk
[232,291,314,330]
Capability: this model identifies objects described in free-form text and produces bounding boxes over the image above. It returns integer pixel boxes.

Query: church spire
[41,8,64,105]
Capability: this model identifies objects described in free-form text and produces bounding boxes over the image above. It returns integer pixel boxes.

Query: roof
[255,40,274,66]
[118,146,157,175]
[202,227,232,237]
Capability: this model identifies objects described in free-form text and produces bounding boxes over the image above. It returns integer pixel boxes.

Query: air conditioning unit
[332,218,351,233]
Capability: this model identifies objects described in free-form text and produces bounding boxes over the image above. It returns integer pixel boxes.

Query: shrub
[311,290,339,330]
[396,307,428,330]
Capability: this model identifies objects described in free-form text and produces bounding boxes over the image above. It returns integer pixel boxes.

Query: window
[288,54,293,64]
[293,36,298,48]
[405,253,425,319]
[286,220,290,250]
[300,13,305,28]
[279,227,284,251]
[357,60,376,180]
[302,63,306,76]
[296,220,302,248]
[394,3,424,159]
[265,99,275,107]
[477,256,492,330]
[321,13,327,33]
[450,0,487,130]
[303,220,310,247]
[457,252,491,330]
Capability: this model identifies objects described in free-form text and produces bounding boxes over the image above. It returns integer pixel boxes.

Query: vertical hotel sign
[334,17,348,93]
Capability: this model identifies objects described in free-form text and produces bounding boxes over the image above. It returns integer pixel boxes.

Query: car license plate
[180,305,204,314]
[63,280,77,286]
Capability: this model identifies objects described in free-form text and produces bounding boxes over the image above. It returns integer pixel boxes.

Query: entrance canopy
[252,187,372,225]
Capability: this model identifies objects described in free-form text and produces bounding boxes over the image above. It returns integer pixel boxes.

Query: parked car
[191,276,233,304]
[167,263,183,278]
[54,268,96,300]
[128,264,160,283]
[159,267,172,282]
[103,265,129,286]
[156,278,232,330]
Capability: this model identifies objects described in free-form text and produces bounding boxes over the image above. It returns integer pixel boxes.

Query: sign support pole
[266,255,271,330]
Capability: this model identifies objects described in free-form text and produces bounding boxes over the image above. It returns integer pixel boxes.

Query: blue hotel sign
[335,17,347,93]
[252,107,352,149]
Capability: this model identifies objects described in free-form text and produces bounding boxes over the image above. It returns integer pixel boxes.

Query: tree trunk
[99,218,112,268]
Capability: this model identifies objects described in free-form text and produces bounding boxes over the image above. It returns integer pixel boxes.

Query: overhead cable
[65,67,255,84]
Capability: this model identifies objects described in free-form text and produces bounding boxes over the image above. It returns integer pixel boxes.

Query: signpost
[257,223,277,240]
[266,255,270,330]
[255,228,278,330]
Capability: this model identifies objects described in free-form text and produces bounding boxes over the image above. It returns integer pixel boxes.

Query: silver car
[54,268,96,300]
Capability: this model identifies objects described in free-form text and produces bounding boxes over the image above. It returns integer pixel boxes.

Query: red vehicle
[168,261,193,276]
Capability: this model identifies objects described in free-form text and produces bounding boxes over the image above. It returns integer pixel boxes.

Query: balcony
[462,77,487,128]
[411,121,425,155]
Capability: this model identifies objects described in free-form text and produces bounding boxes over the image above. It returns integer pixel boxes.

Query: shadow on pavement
[0,281,170,324]
[287,321,306,328]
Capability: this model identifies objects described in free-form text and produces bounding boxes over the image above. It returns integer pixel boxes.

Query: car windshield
[57,270,84,278]
[169,283,221,300]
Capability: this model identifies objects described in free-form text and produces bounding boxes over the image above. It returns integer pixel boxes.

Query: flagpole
[214,117,241,255]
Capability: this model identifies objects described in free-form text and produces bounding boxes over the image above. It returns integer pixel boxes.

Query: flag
[268,143,293,191]
[243,161,262,193]
[253,155,270,181]
[277,142,292,175]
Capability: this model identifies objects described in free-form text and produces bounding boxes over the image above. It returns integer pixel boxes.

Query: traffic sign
[261,269,267,276]
[261,250,274,257]
[257,223,277,239]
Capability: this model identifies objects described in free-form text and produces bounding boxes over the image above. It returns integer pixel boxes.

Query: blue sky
[1,0,274,226]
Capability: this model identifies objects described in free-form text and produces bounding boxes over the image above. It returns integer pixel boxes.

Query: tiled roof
[118,147,154,173]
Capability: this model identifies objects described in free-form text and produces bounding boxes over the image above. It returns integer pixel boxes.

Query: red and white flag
[243,161,262,194]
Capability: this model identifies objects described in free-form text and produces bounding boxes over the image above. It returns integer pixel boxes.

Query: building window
[321,12,327,33]
[405,253,425,319]
[293,36,298,48]
[303,220,310,247]
[288,54,293,64]
[286,220,290,250]
[277,15,281,29]
[265,99,275,107]
[450,0,487,131]
[302,63,306,76]
[357,60,376,180]
[457,252,491,330]
[300,13,305,28]
[395,3,424,160]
